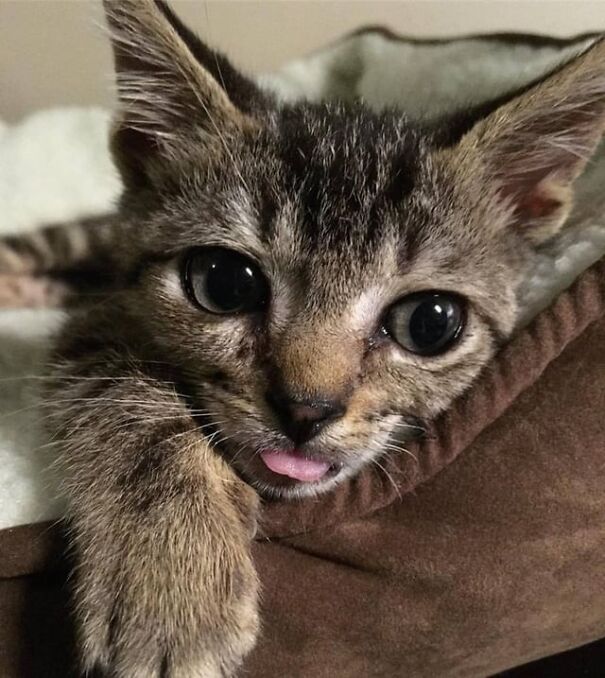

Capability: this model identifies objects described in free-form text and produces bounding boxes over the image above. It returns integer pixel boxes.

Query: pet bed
[1,27,604,677]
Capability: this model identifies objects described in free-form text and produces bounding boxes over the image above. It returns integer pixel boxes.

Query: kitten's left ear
[457,38,605,242]
[103,0,265,187]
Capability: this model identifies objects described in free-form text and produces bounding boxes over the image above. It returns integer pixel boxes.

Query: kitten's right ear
[103,0,261,188]
[450,37,605,243]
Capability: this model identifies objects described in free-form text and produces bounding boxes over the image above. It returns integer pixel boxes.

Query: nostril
[265,391,346,444]
[290,402,340,425]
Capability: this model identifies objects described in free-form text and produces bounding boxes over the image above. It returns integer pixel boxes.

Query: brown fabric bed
[1,256,604,677]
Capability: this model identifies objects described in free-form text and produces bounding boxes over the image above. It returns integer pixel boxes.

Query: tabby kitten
[2,1,605,675]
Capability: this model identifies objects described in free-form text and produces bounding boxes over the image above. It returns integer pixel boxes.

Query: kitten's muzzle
[265,390,346,444]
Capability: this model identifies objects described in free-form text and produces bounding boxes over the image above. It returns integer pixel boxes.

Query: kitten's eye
[182,247,269,314]
[384,292,465,356]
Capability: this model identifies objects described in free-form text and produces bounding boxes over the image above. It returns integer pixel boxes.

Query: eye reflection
[182,247,269,314]
[384,292,465,356]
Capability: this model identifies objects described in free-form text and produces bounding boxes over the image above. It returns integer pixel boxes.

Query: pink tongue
[260,449,331,482]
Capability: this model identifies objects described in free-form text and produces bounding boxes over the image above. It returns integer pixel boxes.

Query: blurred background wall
[1,0,604,122]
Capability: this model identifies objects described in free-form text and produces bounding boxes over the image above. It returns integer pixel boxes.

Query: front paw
[72,486,260,677]
[76,539,259,677]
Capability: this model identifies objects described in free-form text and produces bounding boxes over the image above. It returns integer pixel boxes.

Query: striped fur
[0,215,118,306]
[0,215,117,274]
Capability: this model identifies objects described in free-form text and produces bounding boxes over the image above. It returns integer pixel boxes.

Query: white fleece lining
[1,30,604,530]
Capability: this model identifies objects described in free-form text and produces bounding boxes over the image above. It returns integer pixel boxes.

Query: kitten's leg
[46,317,260,677]
[0,215,117,275]
[0,215,119,306]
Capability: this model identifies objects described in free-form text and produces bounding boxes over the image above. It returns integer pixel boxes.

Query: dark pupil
[409,300,455,350]
[205,253,260,312]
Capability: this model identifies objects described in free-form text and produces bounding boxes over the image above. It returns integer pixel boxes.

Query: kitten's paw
[0,273,70,308]
[75,485,261,678]
[79,547,259,678]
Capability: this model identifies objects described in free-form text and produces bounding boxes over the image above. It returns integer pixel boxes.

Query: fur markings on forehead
[271,102,424,255]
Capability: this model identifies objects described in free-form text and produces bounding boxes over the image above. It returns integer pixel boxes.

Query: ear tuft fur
[102,0,258,186]
[463,37,605,242]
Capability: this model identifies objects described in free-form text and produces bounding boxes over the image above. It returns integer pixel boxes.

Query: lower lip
[259,448,333,483]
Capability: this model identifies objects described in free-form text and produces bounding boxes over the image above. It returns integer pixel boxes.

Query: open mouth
[191,409,342,489]
[259,448,337,483]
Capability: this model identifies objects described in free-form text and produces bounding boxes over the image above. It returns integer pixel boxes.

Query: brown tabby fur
[1,1,605,675]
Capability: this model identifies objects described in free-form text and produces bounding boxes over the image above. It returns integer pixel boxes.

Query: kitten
[1,1,605,675]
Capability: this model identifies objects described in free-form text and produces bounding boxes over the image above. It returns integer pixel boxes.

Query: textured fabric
[0,256,603,677]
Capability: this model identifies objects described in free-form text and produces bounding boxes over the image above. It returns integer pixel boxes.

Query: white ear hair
[102,0,257,188]
[104,0,246,144]
[462,38,605,241]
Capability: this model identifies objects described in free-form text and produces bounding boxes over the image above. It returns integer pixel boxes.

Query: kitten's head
[105,1,605,497]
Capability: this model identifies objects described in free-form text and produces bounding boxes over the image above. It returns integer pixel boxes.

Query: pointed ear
[103,0,261,188]
[459,38,605,242]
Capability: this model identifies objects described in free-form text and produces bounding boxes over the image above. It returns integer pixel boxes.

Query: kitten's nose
[266,391,346,444]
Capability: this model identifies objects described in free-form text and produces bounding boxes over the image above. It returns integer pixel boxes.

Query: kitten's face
[106,2,605,498]
[122,104,524,497]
